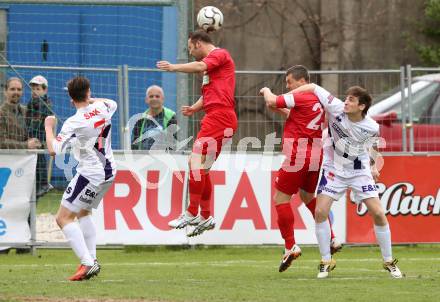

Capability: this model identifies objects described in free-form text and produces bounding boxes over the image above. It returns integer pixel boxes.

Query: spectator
[26,75,53,198]
[0,77,41,255]
[0,77,41,149]
[131,85,177,150]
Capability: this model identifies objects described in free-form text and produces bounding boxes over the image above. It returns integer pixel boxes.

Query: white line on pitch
[1,260,272,268]
[2,257,440,268]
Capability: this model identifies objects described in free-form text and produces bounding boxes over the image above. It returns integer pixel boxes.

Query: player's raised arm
[259,87,277,107]
[289,83,344,117]
[45,116,75,156]
[260,87,296,109]
[312,84,344,116]
[289,83,316,94]
[260,87,292,119]
[156,60,207,74]
[44,116,57,156]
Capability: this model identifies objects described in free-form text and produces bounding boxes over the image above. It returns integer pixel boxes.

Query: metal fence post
[406,64,414,152]
[117,65,125,149]
[176,0,189,143]
[123,64,130,150]
[30,165,37,255]
[399,66,407,152]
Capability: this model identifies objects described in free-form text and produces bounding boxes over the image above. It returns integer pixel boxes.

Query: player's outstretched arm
[182,97,203,117]
[289,83,316,94]
[156,60,207,74]
[44,116,57,156]
[260,87,295,116]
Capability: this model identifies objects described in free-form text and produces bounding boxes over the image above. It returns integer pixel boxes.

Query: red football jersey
[201,48,235,113]
[276,92,324,159]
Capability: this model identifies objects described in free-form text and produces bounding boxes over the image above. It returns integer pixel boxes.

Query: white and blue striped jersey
[53,98,117,185]
[313,85,379,177]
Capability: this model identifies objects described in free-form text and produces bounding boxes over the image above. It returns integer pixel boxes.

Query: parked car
[369,73,440,152]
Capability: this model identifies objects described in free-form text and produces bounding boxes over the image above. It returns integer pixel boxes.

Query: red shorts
[193,108,237,159]
[274,156,322,196]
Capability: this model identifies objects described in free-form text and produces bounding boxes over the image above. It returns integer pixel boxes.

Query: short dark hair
[189,30,213,44]
[285,65,310,83]
[67,76,90,102]
[346,86,372,117]
[5,77,23,90]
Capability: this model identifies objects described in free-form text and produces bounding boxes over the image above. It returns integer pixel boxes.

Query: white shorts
[61,174,114,213]
[317,169,378,204]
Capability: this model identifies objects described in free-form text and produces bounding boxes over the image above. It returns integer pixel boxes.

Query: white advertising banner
[0,153,37,244]
[94,153,346,245]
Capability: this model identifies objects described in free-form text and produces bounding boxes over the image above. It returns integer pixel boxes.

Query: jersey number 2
[306,103,323,130]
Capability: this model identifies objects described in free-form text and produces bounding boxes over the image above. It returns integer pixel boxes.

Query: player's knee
[273,190,291,205]
[55,208,76,228]
[367,202,385,221]
[314,206,328,222]
[55,215,62,228]
[55,213,68,228]
[370,208,386,224]
[299,190,313,204]
[78,209,91,219]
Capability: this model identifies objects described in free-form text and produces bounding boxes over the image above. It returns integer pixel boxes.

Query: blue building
[3,4,178,186]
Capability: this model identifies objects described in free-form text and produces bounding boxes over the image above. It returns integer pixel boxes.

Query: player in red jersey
[260,65,341,272]
[157,30,237,237]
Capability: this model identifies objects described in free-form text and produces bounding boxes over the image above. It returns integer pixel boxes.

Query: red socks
[187,169,206,217]
[200,173,212,219]
[275,203,295,249]
[187,170,212,219]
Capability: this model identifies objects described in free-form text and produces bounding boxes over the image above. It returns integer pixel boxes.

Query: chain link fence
[189,69,407,152]
[1,65,439,250]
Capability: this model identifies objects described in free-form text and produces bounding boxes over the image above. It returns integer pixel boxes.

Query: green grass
[0,245,439,302]
[36,190,63,215]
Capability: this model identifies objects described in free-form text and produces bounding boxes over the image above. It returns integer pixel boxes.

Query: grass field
[0,245,439,302]
[36,190,63,215]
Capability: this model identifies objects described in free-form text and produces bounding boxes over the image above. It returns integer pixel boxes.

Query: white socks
[62,222,94,266]
[315,221,331,261]
[374,224,393,262]
[79,215,97,260]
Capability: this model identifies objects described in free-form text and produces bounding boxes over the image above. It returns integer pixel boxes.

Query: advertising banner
[347,155,440,243]
[94,153,346,245]
[0,153,37,245]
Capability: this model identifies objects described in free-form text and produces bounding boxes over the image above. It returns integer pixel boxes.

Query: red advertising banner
[94,153,346,245]
[347,155,440,243]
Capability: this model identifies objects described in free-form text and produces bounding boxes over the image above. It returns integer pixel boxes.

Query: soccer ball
[197,6,223,32]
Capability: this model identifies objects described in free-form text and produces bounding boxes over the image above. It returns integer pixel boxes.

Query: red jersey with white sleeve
[274,91,324,195]
[276,91,324,158]
[201,48,235,113]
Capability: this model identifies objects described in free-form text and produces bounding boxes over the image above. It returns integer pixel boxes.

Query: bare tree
[191,0,424,149]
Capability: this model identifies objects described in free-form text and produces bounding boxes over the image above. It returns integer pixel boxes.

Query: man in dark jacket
[131,85,177,150]
[26,75,53,198]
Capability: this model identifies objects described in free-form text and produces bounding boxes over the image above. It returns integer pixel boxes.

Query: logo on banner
[354,182,440,216]
[0,168,12,200]
[0,168,12,236]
